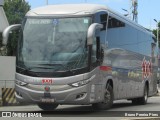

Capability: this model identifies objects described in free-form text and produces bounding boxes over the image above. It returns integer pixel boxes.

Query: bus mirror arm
[2,24,21,46]
[87,23,103,45]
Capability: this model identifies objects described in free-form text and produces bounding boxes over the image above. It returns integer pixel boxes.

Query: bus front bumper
[15,83,99,105]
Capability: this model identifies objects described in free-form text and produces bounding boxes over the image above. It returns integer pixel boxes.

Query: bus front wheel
[38,103,58,111]
[92,84,113,110]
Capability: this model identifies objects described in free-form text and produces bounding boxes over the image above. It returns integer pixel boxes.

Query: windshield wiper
[16,65,55,73]
[16,65,32,73]
[38,63,74,74]
[38,63,68,70]
[17,63,75,75]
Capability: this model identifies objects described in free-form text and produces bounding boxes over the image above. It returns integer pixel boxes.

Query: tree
[3,0,30,55]
[153,22,160,47]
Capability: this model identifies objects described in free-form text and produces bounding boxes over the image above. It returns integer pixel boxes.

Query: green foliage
[0,33,7,55]
[153,28,160,38]
[3,0,30,56]
[152,22,160,47]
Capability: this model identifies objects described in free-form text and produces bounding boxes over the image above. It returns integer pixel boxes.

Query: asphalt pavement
[0,96,160,120]
[1,88,160,120]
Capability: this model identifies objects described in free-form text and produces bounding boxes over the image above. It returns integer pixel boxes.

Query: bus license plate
[41,98,55,103]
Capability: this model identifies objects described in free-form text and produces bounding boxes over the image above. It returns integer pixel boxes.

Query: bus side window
[108,16,125,28]
[100,14,108,31]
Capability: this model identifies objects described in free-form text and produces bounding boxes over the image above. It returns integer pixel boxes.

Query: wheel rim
[104,89,111,103]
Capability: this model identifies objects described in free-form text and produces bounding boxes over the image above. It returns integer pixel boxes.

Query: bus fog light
[16,91,22,97]
[76,92,86,99]
[70,79,91,87]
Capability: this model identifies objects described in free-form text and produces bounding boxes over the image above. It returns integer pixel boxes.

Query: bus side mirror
[87,23,103,45]
[2,24,21,46]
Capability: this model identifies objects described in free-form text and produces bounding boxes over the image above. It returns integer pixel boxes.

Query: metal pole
[154,19,159,48]
[158,22,159,48]
[46,0,48,5]
[157,22,160,92]
[122,8,129,17]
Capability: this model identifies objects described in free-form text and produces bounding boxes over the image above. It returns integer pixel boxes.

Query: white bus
[3,4,158,110]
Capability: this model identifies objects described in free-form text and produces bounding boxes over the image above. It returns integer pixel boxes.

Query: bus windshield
[17,17,91,72]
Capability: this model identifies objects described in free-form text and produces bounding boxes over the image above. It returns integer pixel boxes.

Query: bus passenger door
[90,11,109,102]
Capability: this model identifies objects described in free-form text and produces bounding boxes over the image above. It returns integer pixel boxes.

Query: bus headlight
[70,79,91,87]
[16,80,28,86]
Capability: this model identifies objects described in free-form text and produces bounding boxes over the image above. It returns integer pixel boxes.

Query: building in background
[0,0,15,106]
[0,0,9,33]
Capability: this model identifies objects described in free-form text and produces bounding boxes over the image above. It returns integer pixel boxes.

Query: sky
[25,0,160,30]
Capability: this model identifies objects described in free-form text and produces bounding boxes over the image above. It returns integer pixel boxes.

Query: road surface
[0,96,160,120]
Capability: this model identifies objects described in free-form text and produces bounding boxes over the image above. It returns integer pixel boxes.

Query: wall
[0,56,16,104]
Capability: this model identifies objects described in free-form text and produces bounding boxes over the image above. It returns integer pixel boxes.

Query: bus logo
[42,79,53,84]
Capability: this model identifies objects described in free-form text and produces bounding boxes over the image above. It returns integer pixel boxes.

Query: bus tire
[138,85,148,105]
[38,103,58,111]
[132,85,148,105]
[131,98,138,105]
[92,84,113,110]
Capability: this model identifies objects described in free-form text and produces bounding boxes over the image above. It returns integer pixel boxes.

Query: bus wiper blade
[17,65,53,73]
[38,63,74,74]
[16,65,33,73]
[38,63,68,70]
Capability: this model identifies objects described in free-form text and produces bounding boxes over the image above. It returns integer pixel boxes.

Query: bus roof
[26,4,154,38]
[26,4,108,16]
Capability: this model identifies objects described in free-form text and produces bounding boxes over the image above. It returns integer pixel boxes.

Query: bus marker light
[100,66,112,71]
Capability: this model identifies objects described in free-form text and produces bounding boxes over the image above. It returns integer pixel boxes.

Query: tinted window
[108,16,125,28]
[17,17,91,71]
[107,16,139,53]
[93,12,108,45]
[100,14,108,30]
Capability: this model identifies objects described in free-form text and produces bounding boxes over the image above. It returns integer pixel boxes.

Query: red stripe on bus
[100,66,112,71]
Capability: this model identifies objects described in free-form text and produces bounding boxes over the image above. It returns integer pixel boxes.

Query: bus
[2,4,158,110]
